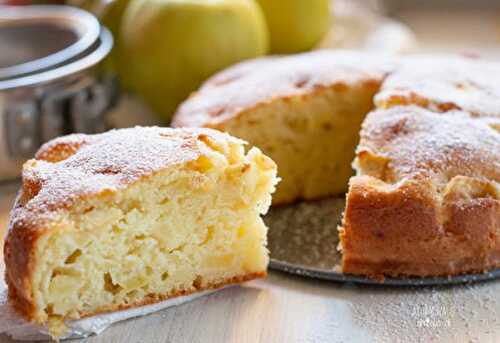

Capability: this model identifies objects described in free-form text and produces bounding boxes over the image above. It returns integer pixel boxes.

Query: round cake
[173,50,500,278]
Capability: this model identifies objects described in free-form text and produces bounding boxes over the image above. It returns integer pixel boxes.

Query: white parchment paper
[0,277,218,341]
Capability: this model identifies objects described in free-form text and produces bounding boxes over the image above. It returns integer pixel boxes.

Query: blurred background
[0,0,499,181]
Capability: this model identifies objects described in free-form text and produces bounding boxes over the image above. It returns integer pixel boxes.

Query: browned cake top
[173,50,397,127]
[357,105,500,185]
[175,51,500,129]
[9,127,239,231]
[376,55,500,117]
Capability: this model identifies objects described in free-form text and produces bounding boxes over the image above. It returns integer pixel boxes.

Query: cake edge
[7,270,267,324]
[340,175,500,278]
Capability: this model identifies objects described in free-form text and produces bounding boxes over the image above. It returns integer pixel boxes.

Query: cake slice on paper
[4,127,278,338]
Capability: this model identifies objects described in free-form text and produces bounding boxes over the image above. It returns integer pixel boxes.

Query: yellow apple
[119,0,269,122]
[256,0,331,53]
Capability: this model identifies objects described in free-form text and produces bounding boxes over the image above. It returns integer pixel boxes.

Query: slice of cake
[173,50,397,205]
[340,106,500,277]
[3,127,278,337]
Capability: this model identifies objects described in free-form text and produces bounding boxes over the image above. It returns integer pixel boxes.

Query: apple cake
[173,50,398,204]
[3,127,278,337]
[173,50,500,278]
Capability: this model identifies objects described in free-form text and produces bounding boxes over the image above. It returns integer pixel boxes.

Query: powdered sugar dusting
[348,281,500,343]
[8,126,239,232]
[359,106,500,185]
[376,55,500,117]
[173,50,397,127]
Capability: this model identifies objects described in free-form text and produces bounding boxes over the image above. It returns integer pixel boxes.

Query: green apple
[71,0,130,31]
[96,0,132,72]
[119,0,269,122]
[256,0,331,54]
[71,0,132,72]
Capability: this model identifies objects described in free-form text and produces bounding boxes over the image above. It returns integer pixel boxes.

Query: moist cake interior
[4,128,278,337]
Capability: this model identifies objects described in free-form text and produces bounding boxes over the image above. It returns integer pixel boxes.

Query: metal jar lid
[0,5,101,81]
[0,5,117,180]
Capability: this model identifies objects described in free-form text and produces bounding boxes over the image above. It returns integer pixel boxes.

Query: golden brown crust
[172,50,398,128]
[6,248,37,320]
[341,106,500,277]
[3,126,245,323]
[4,192,41,321]
[341,176,500,277]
